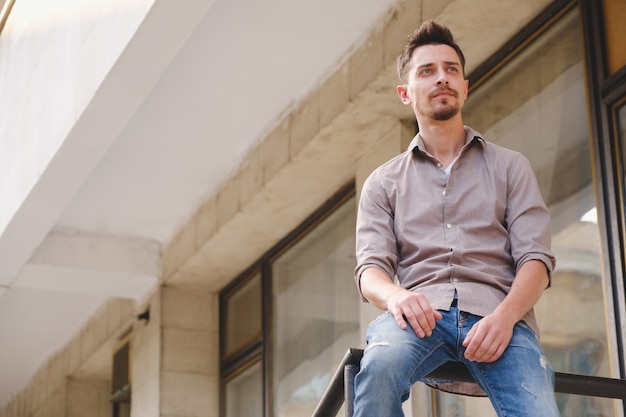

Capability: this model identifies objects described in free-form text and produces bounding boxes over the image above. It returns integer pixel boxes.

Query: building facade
[0,0,625,416]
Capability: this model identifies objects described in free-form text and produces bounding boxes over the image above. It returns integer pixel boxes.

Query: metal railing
[312,348,626,417]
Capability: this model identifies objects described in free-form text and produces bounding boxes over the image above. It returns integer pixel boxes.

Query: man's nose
[435,68,449,85]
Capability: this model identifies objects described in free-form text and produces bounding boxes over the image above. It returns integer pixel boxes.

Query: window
[271,192,359,416]
[224,360,263,417]
[434,3,619,416]
[222,272,262,359]
[220,184,359,417]
[221,270,263,416]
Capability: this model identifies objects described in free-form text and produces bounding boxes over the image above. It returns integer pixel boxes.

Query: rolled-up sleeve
[505,153,556,281]
[354,172,398,299]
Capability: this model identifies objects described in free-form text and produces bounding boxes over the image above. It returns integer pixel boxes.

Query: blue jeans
[353,306,560,417]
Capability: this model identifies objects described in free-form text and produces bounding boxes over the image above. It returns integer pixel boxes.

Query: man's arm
[360,267,442,338]
[462,259,549,362]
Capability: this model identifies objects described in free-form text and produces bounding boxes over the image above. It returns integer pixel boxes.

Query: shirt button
[442,190,447,196]
[446,223,452,229]
[451,277,459,283]
[437,162,443,168]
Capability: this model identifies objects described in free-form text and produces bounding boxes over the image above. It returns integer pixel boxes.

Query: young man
[353,21,560,417]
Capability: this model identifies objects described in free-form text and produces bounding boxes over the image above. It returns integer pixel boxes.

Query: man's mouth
[431,88,456,98]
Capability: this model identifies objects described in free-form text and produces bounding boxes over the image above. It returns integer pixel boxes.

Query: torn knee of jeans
[521,384,538,398]
[365,341,390,351]
[520,356,550,398]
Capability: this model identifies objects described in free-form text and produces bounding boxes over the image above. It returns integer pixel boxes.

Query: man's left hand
[461,313,515,363]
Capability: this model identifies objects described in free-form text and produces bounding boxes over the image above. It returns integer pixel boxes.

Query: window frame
[219,181,356,417]
[580,0,626,394]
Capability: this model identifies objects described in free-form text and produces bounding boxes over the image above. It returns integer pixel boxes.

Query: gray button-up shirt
[355,126,555,335]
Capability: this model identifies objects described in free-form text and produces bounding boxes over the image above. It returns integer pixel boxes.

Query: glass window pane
[224,273,262,357]
[271,196,359,417]
[435,8,618,416]
[225,361,263,417]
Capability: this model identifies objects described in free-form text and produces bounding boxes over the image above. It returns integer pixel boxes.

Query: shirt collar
[408,126,486,154]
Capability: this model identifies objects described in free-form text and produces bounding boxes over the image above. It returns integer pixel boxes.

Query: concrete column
[159,286,218,417]
[130,285,218,417]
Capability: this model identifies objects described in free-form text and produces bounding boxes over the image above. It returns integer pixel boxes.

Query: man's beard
[424,88,461,121]
[430,99,460,121]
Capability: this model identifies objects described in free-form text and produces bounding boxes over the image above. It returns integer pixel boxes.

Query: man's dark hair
[397,20,466,82]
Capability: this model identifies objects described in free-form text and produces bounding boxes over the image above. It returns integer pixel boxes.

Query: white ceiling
[57,0,396,242]
[0,0,396,407]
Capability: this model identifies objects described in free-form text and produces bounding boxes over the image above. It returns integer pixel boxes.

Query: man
[353,21,560,417]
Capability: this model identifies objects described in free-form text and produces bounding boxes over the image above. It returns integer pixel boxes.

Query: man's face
[397,44,468,122]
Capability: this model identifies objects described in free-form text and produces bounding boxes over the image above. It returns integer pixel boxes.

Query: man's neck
[417,118,466,167]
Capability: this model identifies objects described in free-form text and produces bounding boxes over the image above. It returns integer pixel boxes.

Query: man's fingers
[472,339,497,362]
[463,319,511,362]
[417,298,439,329]
[472,339,502,363]
[396,310,422,337]
[463,326,490,360]
[394,313,408,330]
[404,308,438,338]
[387,291,442,337]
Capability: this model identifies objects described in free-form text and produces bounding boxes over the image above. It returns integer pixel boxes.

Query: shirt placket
[442,168,459,287]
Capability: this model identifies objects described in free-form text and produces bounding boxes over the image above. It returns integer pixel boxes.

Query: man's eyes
[418,66,459,75]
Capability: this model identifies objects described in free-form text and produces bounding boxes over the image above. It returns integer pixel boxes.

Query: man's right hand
[386,288,443,337]
[360,268,442,338]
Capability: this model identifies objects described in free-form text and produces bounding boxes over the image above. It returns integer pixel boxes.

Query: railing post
[344,363,358,417]
[311,349,362,417]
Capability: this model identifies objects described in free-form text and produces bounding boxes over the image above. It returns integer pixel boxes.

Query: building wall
[0,298,134,417]
[0,0,560,415]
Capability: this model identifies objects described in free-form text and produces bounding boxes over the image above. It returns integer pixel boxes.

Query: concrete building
[0,0,624,416]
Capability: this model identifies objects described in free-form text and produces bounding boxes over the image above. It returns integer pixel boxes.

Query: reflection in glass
[224,273,262,357]
[272,196,359,417]
[433,7,617,416]
[225,361,263,417]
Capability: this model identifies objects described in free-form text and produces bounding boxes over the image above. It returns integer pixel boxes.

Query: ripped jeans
[353,305,560,417]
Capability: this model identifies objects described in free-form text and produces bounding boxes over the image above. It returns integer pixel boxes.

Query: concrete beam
[14,230,160,299]
[0,0,217,289]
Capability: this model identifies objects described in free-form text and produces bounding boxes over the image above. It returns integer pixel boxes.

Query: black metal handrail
[312,348,626,417]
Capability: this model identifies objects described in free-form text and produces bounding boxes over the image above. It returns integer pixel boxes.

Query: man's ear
[397,85,411,105]
[463,79,469,99]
